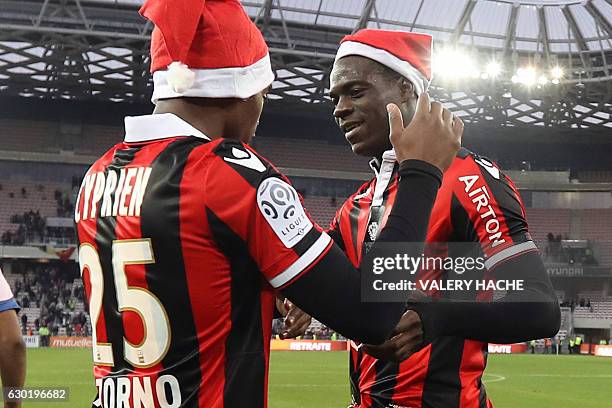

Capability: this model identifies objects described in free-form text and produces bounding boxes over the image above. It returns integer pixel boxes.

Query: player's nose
[333,95,353,119]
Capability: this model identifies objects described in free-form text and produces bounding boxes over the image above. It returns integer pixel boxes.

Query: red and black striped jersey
[75,113,332,408]
[329,148,535,408]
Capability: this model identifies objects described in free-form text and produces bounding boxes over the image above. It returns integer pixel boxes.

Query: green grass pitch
[19,348,612,407]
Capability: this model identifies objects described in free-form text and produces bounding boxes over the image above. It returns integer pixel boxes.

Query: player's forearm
[376,160,442,243]
[0,311,26,407]
[283,161,442,344]
[410,252,560,343]
[283,243,406,344]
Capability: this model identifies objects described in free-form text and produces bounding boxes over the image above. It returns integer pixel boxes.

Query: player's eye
[350,88,365,99]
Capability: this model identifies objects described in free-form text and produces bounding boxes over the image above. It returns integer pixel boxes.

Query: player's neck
[153,98,235,141]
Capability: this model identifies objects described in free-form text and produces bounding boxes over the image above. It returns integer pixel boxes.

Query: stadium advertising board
[546,264,612,277]
[23,335,40,348]
[487,343,528,354]
[594,345,612,357]
[50,336,92,348]
[270,339,348,351]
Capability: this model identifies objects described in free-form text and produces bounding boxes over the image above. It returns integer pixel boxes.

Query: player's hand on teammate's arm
[275,298,312,339]
[362,310,423,362]
[387,92,463,172]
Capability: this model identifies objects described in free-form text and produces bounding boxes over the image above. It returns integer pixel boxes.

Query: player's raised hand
[387,92,463,172]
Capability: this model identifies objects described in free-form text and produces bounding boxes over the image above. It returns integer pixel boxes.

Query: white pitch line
[271,384,346,388]
[482,373,506,384]
[522,374,612,378]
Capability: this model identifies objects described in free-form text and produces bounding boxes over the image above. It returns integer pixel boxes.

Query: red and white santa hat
[140,0,275,104]
[336,29,432,95]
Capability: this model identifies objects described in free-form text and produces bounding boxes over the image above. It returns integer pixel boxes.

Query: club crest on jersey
[368,222,379,241]
[257,177,313,248]
[223,146,266,172]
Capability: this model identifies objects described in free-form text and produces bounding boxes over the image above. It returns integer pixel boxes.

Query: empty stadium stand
[577,170,612,183]
[253,137,371,173]
[525,208,571,244]
[573,301,612,320]
[0,120,59,154]
[303,195,340,227]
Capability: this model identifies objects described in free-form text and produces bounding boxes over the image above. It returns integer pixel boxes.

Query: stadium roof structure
[0,0,611,128]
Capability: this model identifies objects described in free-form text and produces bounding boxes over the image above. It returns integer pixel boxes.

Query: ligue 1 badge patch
[257,177,313,248]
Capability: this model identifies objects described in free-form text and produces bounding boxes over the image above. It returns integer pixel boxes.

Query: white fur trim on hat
[335,41,429,95]
[152,54,274,103]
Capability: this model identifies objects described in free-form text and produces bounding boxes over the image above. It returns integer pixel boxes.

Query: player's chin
[350,140,376,157]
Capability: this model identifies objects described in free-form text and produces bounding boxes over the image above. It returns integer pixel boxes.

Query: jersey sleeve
[0,270,19,312]
[204,140,333,289]
[451,153,537,270]
[326,203,345,250]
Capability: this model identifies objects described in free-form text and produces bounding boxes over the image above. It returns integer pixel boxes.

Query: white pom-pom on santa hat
[166,61,196,94]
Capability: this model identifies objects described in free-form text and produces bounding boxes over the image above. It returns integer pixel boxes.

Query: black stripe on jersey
[348,198,362,260]
[96,147,139,376]
[328,227,346,252]
[421,337,464,408]
[370,360,400,406]
[469,154,529,242]
[349,351,362,406]
[140,138,205,408]
[478,342,489,408]
[212,140,275,188]
[206,209,266,408]
[450,193,479,244]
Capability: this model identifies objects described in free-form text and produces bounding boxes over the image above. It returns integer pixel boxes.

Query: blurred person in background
[0,268,26,408]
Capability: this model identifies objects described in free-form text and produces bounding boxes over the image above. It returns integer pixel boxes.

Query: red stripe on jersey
[357,353,376,408]
[76,146,117,382]
[179,142,233,408]
[337,197,361,267]
[392,345,432,408]
[260,287,275,408]
[459,341,487,408]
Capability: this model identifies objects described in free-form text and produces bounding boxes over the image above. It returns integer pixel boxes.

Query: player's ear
[398,78,416,102]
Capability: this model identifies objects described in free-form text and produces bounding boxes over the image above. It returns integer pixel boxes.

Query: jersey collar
[370,149,398,207]
[369,149,397,176]
[124,113,211,143]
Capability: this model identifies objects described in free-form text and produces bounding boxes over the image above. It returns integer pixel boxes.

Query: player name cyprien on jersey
[75,166,153,222]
